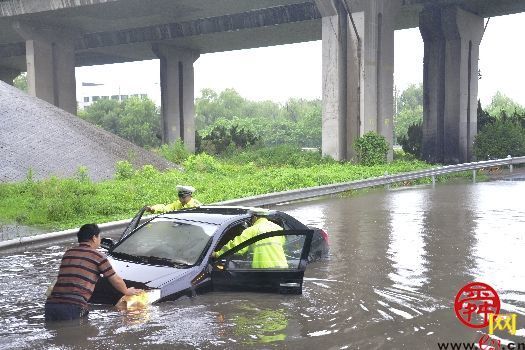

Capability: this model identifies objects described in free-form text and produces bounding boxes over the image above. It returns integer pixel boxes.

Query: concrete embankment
[0,81,176,182]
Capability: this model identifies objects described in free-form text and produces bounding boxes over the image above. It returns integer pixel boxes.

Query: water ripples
[0,181,524,348]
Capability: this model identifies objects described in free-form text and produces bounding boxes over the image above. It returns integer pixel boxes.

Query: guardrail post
[432,175,436,187]
[385,171,390,190]
[472,170,476,183]
[508,155,513,173]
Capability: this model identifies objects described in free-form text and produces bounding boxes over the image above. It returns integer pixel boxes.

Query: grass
[0,147,476,231]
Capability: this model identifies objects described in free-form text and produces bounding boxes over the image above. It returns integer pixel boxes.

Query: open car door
[211,230,313,294]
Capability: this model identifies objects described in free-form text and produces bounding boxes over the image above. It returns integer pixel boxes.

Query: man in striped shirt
[45,223,141,322]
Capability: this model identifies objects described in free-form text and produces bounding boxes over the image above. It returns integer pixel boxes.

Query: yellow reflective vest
[150,198,202,213]
[219,217,287,268]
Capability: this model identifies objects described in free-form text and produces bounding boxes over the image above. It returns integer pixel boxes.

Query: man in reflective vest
[146,185,202,213]
[215,209,288,268]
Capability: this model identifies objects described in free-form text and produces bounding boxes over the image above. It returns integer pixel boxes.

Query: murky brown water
[1,180,524,349]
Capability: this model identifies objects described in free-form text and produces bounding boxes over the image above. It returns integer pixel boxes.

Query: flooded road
[1,180,524,349]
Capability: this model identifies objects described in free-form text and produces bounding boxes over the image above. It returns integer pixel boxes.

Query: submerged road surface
[1,180,524,349]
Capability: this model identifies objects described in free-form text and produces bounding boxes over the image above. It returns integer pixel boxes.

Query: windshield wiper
[136,255,192,268]
[170,259,193,268]
[110,252,192,268]
[110,251,145,263]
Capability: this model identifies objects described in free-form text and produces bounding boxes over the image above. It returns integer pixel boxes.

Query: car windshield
[112,218,217,266]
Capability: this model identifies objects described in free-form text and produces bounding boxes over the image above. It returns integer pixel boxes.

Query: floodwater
[1,180,525,349]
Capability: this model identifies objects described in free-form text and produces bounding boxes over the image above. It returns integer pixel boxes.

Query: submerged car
[90,206,329,305]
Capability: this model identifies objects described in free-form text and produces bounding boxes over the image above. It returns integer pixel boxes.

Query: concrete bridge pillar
[316,0,398,161]
[152,44,199,153]
[0,67,20,85]
[420,6,483,164]
[362,0,399,162]
[317,0,354,161]
[13,21,77,115]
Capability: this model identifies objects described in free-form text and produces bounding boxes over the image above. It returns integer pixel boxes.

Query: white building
[76,81,161,110]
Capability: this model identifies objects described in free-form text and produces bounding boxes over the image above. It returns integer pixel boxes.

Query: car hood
[109,256,190,286]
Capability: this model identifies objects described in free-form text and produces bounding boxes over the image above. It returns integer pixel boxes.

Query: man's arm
[147,202,180,213]
[108,274,141,296]
[146,204,167,213]
[215,226,256,257]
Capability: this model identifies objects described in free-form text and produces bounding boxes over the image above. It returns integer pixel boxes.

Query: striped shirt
[47,243,116,308]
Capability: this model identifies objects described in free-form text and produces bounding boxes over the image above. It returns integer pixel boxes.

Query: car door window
[216,221,248,251]
[218,231,312,271]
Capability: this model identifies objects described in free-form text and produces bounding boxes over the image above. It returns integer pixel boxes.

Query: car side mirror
[212,259,227,270]
[101,238,115,251]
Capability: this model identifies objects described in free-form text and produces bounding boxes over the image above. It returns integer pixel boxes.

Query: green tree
[198,118,259,154]
[398,83,423,111]
[118,97,161,148]
[14,72,28,92]
[195,88,220,129]
[294,105,322,147]
[219,88,245,115]
[474,120,525,160]
[477,100,494,132]
[195,88,283,130]
[394,84,423,142]
[78,99,121,134]
[195,89,322,149]
[79,96,161,148]
[394,107,423,143]
[399,122,422,159]
[245,99,281,120]
[486,91,525,118]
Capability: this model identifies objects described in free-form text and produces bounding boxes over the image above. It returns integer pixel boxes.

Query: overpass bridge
[0,0,524,164]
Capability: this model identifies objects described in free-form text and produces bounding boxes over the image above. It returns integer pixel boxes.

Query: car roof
[157,206,276,225]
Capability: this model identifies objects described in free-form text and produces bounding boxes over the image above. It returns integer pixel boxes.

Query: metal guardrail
[216,156,525,207]
[1,156,524,250]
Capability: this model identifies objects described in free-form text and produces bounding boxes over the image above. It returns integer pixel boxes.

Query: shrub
[399,122,422,159]
[198,121,259,154]
[137,165,159,179]
[223,144,335,167]
[183,153,222,172]
[75,166,90,182]
[115,160,134,180]
[474,120,525,160]
[353,132,389,166]
[477,100,494,132]
[156,139,190,164]
[393,147,416,161]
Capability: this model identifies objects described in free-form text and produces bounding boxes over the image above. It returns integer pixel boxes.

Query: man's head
[77,223,101,246]
[176,185,196,205]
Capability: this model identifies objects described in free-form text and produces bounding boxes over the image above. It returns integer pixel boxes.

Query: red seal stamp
[454,282,500,328]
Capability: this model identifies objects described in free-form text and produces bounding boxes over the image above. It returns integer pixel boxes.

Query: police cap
[176,185,195,197]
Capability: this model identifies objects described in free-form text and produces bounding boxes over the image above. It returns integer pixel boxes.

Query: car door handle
[280,282,300,288]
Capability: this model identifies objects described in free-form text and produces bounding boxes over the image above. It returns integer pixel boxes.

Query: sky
[76,12,525,108]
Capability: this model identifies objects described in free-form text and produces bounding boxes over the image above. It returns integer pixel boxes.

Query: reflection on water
[387,189,428,291]
[0,224,45,241]
[0,181,524,349]
[228,304,288,344]
[472,182,525,326]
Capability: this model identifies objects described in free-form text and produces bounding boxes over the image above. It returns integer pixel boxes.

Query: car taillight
[320,229,329,244]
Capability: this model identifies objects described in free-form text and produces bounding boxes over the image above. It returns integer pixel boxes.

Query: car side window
[216,221,248,251]
[224,233,308,270]
[267,216,290,230]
